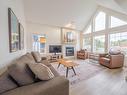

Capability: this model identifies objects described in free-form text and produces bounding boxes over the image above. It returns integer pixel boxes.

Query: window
[95,12,106,31]
[83,37,91,51]
[111,16,127,28]
[109,32,127,54]
[93,35,105,52]
[83,8,127,53]
[84,24,92,34]
[32,34,46,53]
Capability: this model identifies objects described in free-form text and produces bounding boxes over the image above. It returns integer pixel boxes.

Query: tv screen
[49,45,62,53]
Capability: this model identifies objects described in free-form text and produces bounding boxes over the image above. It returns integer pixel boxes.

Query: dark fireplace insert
[66,47,74,56]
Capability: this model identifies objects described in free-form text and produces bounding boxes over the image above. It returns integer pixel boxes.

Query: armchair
[77,49,88,60]
[99,53,124,69]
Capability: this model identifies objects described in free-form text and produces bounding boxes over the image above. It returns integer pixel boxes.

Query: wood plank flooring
[70,68,127,95]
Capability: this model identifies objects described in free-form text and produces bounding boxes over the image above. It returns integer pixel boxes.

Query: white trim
[82,7,127,53]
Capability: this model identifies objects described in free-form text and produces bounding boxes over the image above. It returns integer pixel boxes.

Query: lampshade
[40,37,46,43]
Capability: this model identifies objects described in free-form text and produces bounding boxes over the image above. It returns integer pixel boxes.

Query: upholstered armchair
[99,53,124,69]
[77,49,88,60]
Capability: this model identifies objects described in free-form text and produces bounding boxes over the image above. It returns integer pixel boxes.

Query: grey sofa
[0,52,69,95]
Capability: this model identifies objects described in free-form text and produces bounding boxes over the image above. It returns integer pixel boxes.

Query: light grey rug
[52,59,106,86]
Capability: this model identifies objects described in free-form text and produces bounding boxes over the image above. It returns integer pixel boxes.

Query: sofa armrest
[2,76,69,95]
[99,53,108,57]
[40,60,51,67]
[41,57,47,60]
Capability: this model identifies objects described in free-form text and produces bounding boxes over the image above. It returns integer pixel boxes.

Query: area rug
[52,59,106,86]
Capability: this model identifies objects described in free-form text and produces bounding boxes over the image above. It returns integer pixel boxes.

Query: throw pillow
[0,71,18,94]
[41,60,51,67]
[28,63,54,80]
[26,53,36,63]
[31,52,42,62]
[8,63,35,86]
[109,47,121,55]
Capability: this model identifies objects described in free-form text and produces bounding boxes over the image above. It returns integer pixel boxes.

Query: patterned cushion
[28,63,54,80]
[41,60,51,67]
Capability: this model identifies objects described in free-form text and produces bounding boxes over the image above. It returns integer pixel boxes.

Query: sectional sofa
[0,52,69,95]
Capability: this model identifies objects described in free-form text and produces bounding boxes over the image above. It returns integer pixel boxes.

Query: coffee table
[57,59,79,77]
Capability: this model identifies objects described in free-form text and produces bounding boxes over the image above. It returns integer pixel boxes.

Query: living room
[0,0,127,95]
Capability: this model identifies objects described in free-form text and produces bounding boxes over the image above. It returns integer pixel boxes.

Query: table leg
[66,67,69,77]
[72,67,76,75]
[57,63,61,68]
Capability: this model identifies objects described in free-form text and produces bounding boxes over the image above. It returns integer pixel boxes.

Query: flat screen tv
[49,45,62,53]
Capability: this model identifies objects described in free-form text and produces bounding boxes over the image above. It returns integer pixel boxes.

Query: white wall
[26,22,61,54]
[0,0,26,69]
[26,22,81,55]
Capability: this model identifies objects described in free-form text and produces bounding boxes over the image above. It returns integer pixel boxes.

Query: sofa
[0,52,69,95]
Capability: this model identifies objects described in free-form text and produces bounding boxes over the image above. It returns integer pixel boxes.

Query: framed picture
[62,28,76,44]
[8,8,19,52]
[19,23,24,50]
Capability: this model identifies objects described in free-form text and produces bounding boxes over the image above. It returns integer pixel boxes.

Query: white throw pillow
[28,63,54,80]
[109,46,121,55]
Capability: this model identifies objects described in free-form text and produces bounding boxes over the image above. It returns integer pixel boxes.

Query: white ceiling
[115,0,127,13]
[23,0,127,31]
[96,0,127,15]
[23,0,97,31]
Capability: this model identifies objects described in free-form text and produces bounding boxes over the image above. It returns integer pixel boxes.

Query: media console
[49,54,63,62]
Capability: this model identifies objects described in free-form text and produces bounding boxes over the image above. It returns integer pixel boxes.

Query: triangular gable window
[111,16,127,28]
[95,12,106,32]
[84,24,91,34]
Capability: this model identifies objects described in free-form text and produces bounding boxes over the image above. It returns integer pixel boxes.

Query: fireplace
[66,47,74,56]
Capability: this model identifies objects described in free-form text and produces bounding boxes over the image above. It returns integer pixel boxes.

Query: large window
[111,16,127,28]
[93,35,105,52]
[32,34,46,53]
[84,24,92,34]
[83,9,127,54]
[110,32,127,54]
[94,12,106,31]
[83,37,91,51]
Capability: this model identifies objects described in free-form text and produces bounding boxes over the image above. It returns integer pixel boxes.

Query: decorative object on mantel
[62,28,77,44]
[8,8,20,52]
[19,23,24,50]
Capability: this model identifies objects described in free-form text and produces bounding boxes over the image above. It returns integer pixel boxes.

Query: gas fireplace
[66,47,74,56]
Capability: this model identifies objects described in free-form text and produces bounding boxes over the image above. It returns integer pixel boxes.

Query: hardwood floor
[70,67,127,95]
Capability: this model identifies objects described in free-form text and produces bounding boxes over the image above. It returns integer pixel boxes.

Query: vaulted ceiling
[115,0,127,13]
[23,0,127,31]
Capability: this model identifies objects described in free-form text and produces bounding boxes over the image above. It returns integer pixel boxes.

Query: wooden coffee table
[57,59,79,77]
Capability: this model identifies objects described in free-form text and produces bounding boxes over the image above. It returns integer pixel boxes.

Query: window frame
[83,9,127,53]
[93,11,106,32]
[32,33,46,54]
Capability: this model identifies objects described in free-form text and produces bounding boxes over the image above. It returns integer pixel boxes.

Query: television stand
[49,54,63,63]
